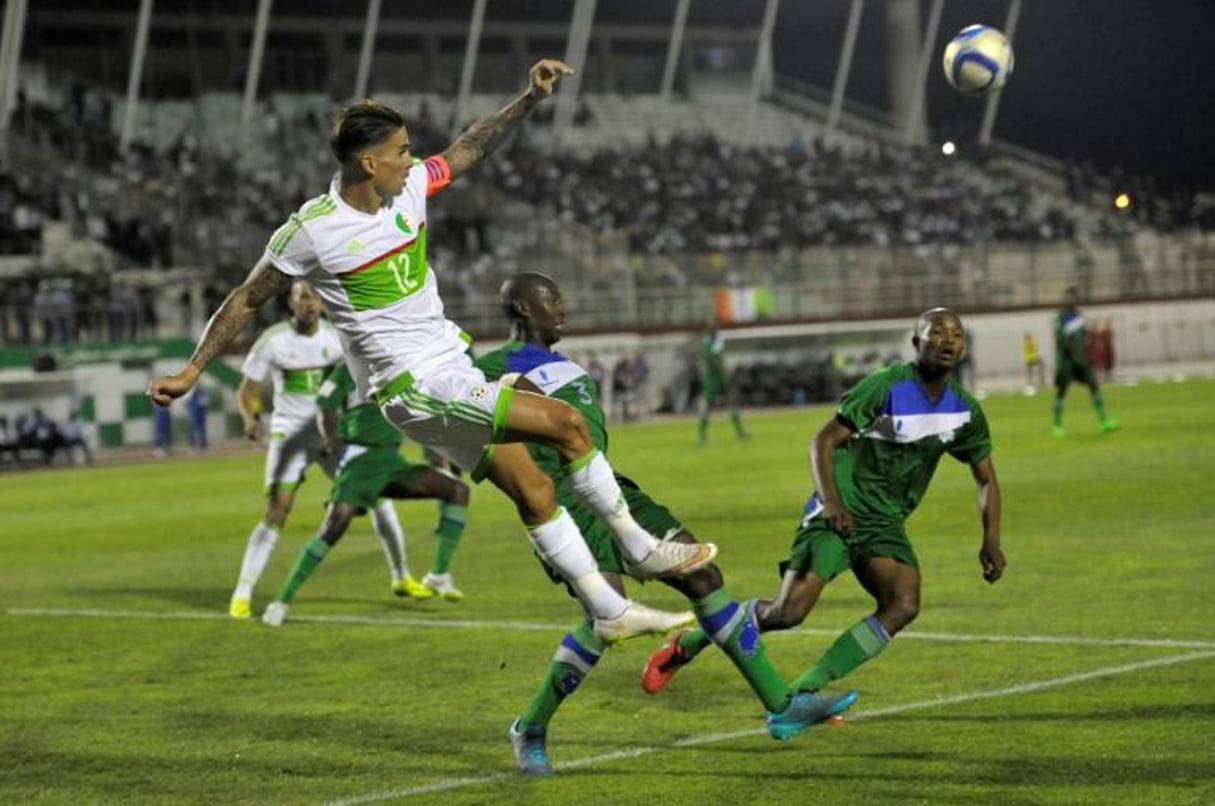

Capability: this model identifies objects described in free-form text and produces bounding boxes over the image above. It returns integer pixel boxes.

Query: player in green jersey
[697,318,749,445]
[1052,286,1119,437]
[477,272,856,775]
[262,362,470,626]
[644,308,1006,707]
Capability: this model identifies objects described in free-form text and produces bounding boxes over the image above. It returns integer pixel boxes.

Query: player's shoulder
[251,321,293,350]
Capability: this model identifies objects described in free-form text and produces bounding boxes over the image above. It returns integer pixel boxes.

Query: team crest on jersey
[469,384,491,403]
[346,237,364,254]
[395,212,413,235]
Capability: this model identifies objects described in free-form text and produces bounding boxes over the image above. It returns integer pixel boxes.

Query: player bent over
[644,309,1006,720]
[262,362,471,626]
[480,273,857,776]
[149,58,713,645]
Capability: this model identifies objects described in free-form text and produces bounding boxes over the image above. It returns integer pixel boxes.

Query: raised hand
[529,59,575,98]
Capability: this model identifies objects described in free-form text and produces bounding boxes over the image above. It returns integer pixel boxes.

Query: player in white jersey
[150,59,713,643]
[227,281,412,620]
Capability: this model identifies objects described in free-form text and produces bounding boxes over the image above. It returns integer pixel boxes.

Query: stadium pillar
[978,0,1022,146]
[901,0,943,145]
[239,0,273,149]
[353,0,383,102]
[118,0,153,151]
[827,0,865,132]
[455,0,487,129]
[746,0,780,144]
[0,0,29,137]
[659,0,691,102]
[553,0,595,143]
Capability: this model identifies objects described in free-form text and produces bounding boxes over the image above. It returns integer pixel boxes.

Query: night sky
[768,0,1215,197]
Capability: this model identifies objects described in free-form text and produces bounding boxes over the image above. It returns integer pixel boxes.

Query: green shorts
[328,444,430,511]
[540,474,683,584]
[783,511,919,581]
[1054,357,1098,389]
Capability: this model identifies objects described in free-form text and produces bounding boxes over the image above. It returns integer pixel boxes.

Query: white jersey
[241,320,343,435]
[263,157,468,399]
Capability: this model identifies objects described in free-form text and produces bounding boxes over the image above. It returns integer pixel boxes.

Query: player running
[229,281,403,619]
[149,59,713,644]
[697,318,749,445]
[644,308,1006,716]
[262,362,471,627]
[479,272,856,776]
[1052,287,1119,436]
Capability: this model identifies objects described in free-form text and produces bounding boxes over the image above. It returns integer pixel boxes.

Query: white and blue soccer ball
[942,25,1014,97]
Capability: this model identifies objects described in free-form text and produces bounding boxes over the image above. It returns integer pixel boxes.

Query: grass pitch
[3,377,1214,804]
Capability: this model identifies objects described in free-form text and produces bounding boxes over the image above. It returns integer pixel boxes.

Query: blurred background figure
[1022,331,1046,392]
[186,385,208,453]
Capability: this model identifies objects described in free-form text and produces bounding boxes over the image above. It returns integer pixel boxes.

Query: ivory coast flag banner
[714,285,775,324]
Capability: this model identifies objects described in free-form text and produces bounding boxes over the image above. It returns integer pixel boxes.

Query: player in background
[149,59,713,645]
[1021,331,1045,391]
[1051,287,1119,436]
[644,309,1006,709]
[697,318,749,445]
[480,273,856,776]
[262,362,470,627]
[227,280,403,619]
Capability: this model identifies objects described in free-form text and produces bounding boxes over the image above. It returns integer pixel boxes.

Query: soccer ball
[942,25,1014,96]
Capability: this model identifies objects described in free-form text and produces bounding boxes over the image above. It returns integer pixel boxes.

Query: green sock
[730,409,747,437]
[791,615,890,693]
[276,537,330,604]
[677,626,714,658]
[518,620,603,731]
[694,589,790,712]
[1091,391,1108,421]
[1052,396,1064,428]
[431,503,467,574]
[697,416,709,443]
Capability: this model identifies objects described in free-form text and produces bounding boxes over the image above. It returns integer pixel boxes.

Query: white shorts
[377,356,513,481]
[263,424,337,493]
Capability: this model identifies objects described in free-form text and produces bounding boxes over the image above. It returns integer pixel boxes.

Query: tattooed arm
[440,58,573,180]
[148,260,291,405]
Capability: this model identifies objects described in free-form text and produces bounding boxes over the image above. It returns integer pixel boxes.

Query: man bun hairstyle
[330,100,405,165]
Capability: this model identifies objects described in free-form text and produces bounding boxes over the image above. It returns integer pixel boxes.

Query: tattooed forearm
[187,262,288,372]
[443,90,539,176]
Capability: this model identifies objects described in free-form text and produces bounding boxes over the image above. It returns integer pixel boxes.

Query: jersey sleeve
[316,363,354,411]
[836,369,890,431]
[263,213,321,277]
[949,402,993,465]
[422,156,452,197]
[240,333,274,383]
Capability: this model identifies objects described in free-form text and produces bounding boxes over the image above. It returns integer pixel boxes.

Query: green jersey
[475,340,606,480]
[1054,307,1089,365]
[804,363,992,526]
[316,363,402,448]
[698,329,726,382]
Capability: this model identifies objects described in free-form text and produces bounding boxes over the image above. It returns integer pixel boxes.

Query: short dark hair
[329,100,405,164]
[500,271,558,321]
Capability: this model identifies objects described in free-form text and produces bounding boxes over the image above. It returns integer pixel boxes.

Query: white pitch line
[323,649,1215,806]
[6,606,1215,650]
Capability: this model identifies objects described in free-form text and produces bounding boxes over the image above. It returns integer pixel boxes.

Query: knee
[553,405,591,456]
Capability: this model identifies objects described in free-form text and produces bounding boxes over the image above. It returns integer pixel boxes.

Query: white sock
[565,450,656,564]
[528,507,628,620]
[371,499,408,582]
[232,521,279,599]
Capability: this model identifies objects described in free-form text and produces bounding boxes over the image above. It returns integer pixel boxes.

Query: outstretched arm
[810,415,855,534]
[148,260,291,405]
[439,58,573,180]
[971,456,1005,583]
